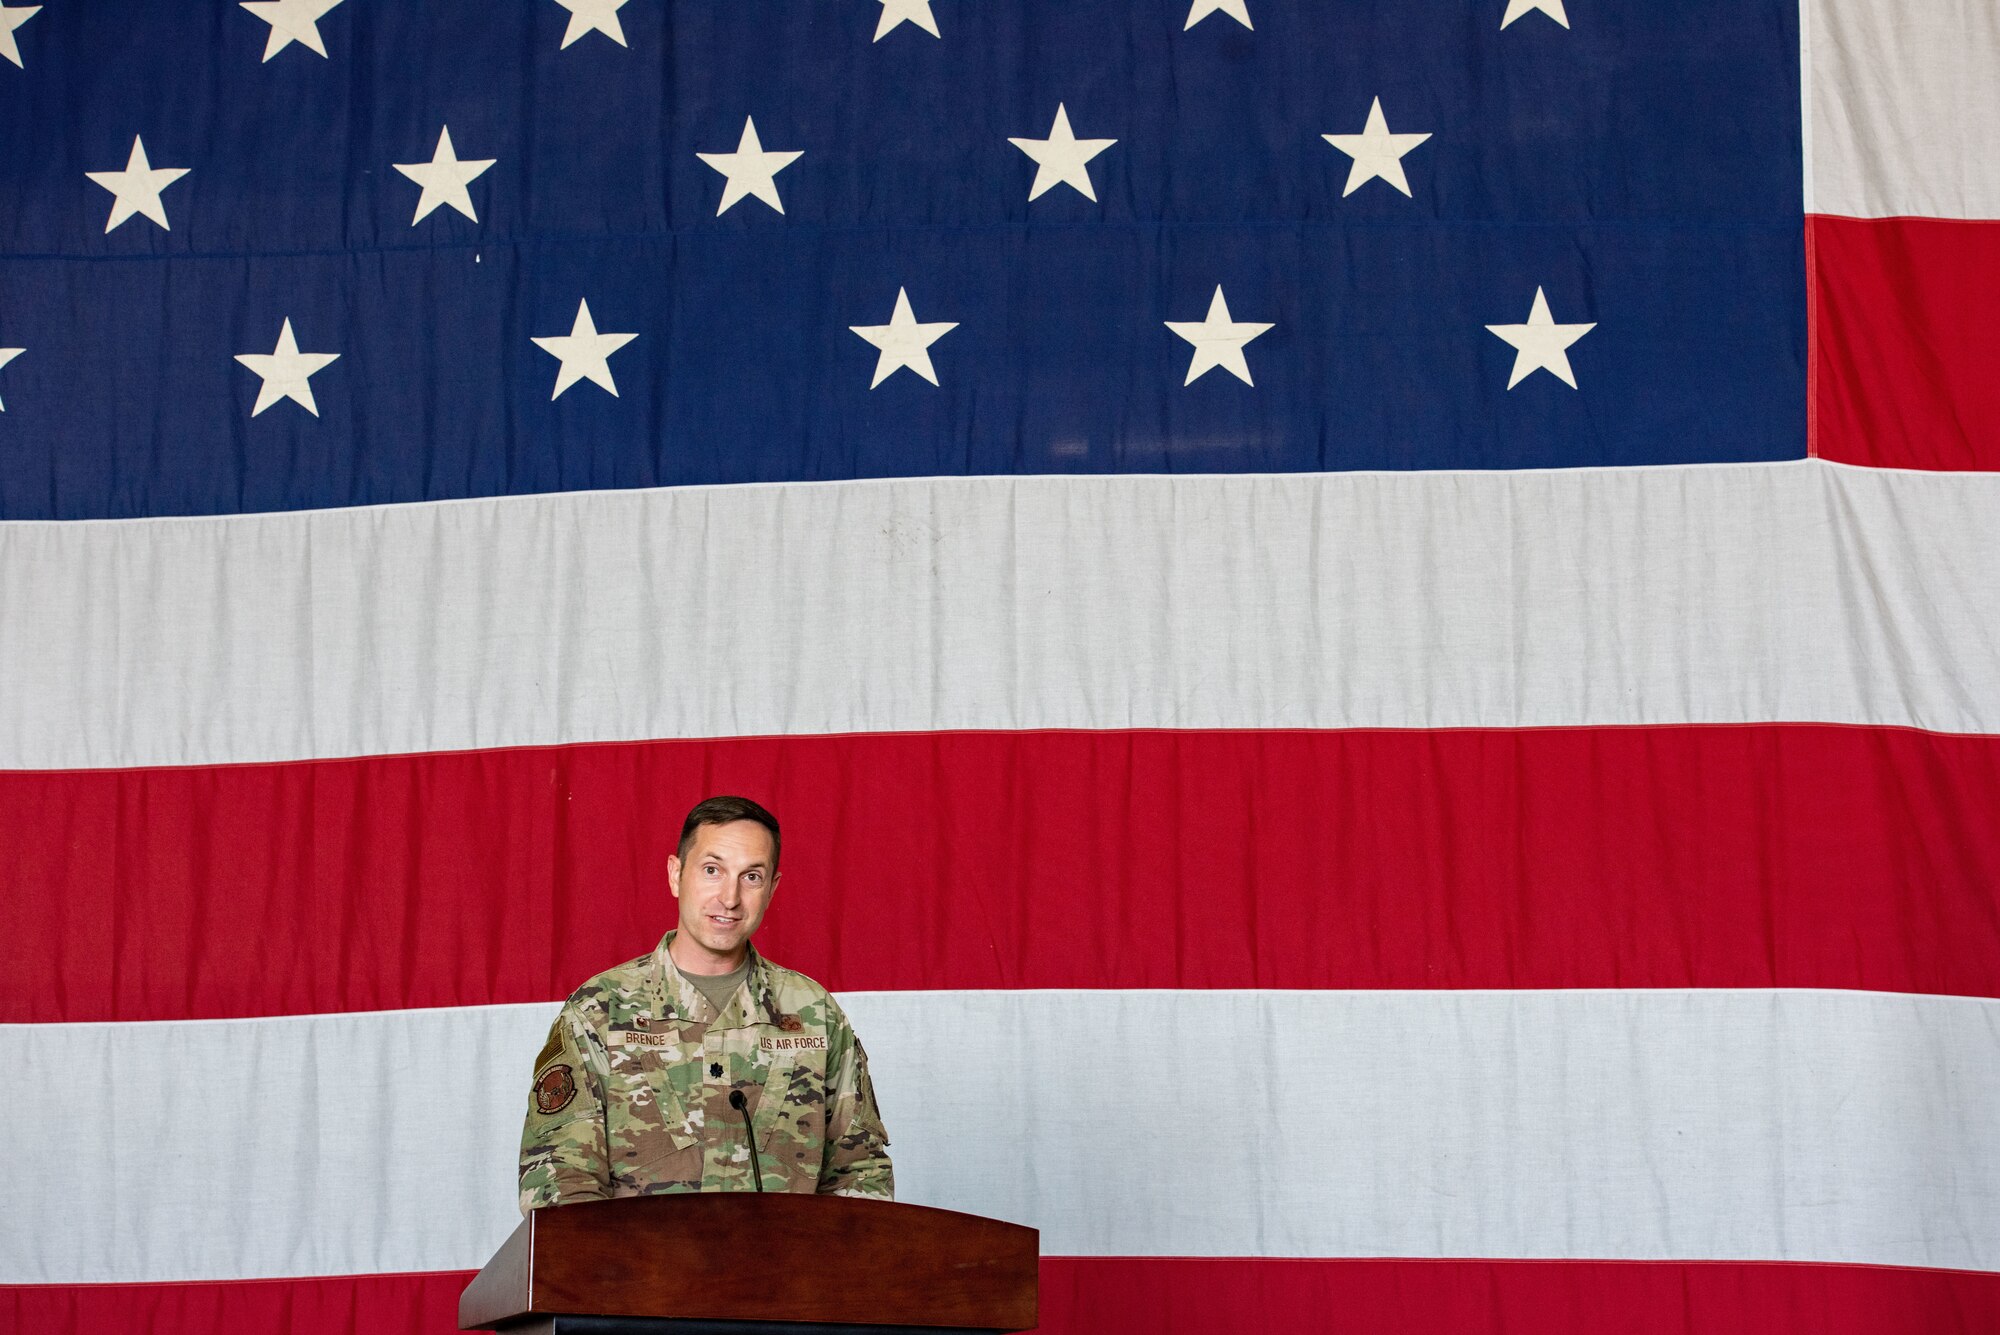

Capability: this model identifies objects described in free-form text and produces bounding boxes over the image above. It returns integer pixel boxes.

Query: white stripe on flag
[1808,0,2000,218]
[4,459,2000,770]
[4,988,1997,1285]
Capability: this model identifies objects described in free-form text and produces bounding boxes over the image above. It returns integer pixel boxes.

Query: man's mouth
[706,914,741,929]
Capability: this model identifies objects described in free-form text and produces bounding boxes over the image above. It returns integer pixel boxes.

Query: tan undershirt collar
[676,955,750,1018]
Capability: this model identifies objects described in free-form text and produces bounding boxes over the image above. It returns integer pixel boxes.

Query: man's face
[667,820,779,969]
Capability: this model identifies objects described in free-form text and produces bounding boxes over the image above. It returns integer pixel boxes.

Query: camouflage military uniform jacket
[519,933,893,1212]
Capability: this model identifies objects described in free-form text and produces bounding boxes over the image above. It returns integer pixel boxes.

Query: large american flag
[3,0,1998,1330]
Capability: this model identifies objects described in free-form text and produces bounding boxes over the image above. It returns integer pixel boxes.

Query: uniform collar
[651,930,782,1028]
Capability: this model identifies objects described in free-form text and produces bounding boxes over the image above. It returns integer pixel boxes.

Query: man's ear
[666,854,683,900]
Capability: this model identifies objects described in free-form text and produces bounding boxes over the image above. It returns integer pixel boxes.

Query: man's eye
[704,865,720,876]
[745,872,762,884]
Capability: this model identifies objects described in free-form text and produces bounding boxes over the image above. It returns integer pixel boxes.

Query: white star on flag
[86,136,191,233]
[0,2,42,69]
[1486,286,1595,388]
[1184,0,1252,31]
[697,117,803,216]
[393,127,496,225]
[872,0,940,41]
[1009,104,1117,203]
[552,0,630,49]
[850,288,957,388]
[0,346,22,412]
[239,0,343,61]
[1501,0,1569,29]
[235,319,340,417]
[1165,286,1273,386]
[533,299,638,399]
[1322,98,1432,198]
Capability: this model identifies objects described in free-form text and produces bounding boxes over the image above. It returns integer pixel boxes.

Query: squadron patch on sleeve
[534,1063,577,1115]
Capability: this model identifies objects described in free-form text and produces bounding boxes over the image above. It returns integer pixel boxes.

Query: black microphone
[727,1089,765,1192]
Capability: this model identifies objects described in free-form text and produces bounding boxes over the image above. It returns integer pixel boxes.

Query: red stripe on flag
[1811,214,2000,470]
[8,1259,1998,1335]
[1043,1258,2000,1333]
[7,725,2000,1022]
[0,1273,468,1335]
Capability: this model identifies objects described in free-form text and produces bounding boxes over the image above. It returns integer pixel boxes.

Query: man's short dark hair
[677,795,781,870]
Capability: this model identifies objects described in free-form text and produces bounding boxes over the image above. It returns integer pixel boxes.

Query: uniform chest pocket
[604,1042,701,1178]
[753,1042,829,1137]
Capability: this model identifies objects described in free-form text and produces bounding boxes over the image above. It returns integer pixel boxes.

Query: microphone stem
[729,1091,765,1192]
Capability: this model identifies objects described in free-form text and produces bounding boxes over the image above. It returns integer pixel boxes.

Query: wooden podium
[459,1194,1038,1334]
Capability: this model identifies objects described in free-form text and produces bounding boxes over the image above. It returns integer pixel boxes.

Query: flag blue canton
[0,0,1803,519]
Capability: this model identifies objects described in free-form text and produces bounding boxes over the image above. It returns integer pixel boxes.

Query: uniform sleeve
[818,998,895,1199]
[517,1002,611,1214]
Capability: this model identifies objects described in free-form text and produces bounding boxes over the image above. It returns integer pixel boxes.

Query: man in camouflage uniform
[519,796,893,1210]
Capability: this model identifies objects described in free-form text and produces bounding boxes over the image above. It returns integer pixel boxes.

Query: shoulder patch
[534,1064,577,1115]
[533,1024,565,1074]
